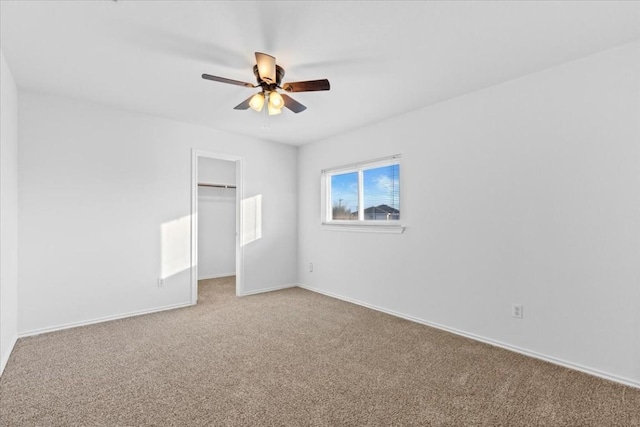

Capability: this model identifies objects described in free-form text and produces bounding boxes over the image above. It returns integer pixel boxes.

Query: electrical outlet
[308,262,313,273]
[158,278,165,287]
[512,304,523,319]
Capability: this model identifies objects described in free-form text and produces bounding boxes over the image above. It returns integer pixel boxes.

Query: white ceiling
[2,1,639,146]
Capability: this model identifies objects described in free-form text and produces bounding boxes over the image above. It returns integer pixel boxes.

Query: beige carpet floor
[1,277,639,426]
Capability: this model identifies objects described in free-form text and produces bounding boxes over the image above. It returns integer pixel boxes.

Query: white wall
[198,156,236,185]
[18,91,298,334]
[298,41,640,386]
[0,51,19,375]
[198,157,236,279]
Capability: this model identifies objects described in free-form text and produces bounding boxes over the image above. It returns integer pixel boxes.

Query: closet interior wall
[197,157,237,280]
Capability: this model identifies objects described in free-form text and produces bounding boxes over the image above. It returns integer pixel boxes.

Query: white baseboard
[0,334,18,377]
[198,273,235,280]
[16,281,293,338]
[239,283,296,297]
[298,284,640,390]
[18,301,194,338]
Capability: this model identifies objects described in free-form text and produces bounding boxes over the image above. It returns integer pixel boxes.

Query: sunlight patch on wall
[242,195,262,246]
[161,214,192,279]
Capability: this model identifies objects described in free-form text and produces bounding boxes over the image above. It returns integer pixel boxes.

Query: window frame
[321,155,404,233]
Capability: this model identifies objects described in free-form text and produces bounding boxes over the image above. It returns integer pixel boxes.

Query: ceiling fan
[202,52,330,115]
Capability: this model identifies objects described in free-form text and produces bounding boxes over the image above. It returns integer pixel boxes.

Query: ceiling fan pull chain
[261,103,271,131]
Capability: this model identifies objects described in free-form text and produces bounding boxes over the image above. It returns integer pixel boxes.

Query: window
[322,155,402,232]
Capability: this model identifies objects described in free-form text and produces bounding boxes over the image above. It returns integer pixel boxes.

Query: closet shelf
[198,183,236,189]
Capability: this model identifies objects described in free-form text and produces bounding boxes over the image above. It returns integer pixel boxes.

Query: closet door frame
[190,149,243,303]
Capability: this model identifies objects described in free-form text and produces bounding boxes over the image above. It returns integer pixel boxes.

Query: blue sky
[331,165,399,213]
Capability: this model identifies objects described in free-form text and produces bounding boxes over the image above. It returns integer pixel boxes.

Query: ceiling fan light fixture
[249,93,265,112]
[267,103,282,116]
[256,52,276,83]
[269,91,284,109]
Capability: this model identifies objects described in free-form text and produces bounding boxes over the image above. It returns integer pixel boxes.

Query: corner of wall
[0,335,18,376]
[0,50,20,377]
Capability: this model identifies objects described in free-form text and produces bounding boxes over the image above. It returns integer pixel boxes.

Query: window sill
[321,223,405,234]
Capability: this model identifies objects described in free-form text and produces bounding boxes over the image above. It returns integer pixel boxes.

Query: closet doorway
[191,150,243,304]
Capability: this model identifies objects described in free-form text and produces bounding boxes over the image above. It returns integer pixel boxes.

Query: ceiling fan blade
[233,95,254,110]
[281,79,330,92]
[281,94,307,113]
[255,52,276,83]
[202,74,256,88]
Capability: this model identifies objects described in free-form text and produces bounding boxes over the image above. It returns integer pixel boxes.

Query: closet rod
[198,183,236,189]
